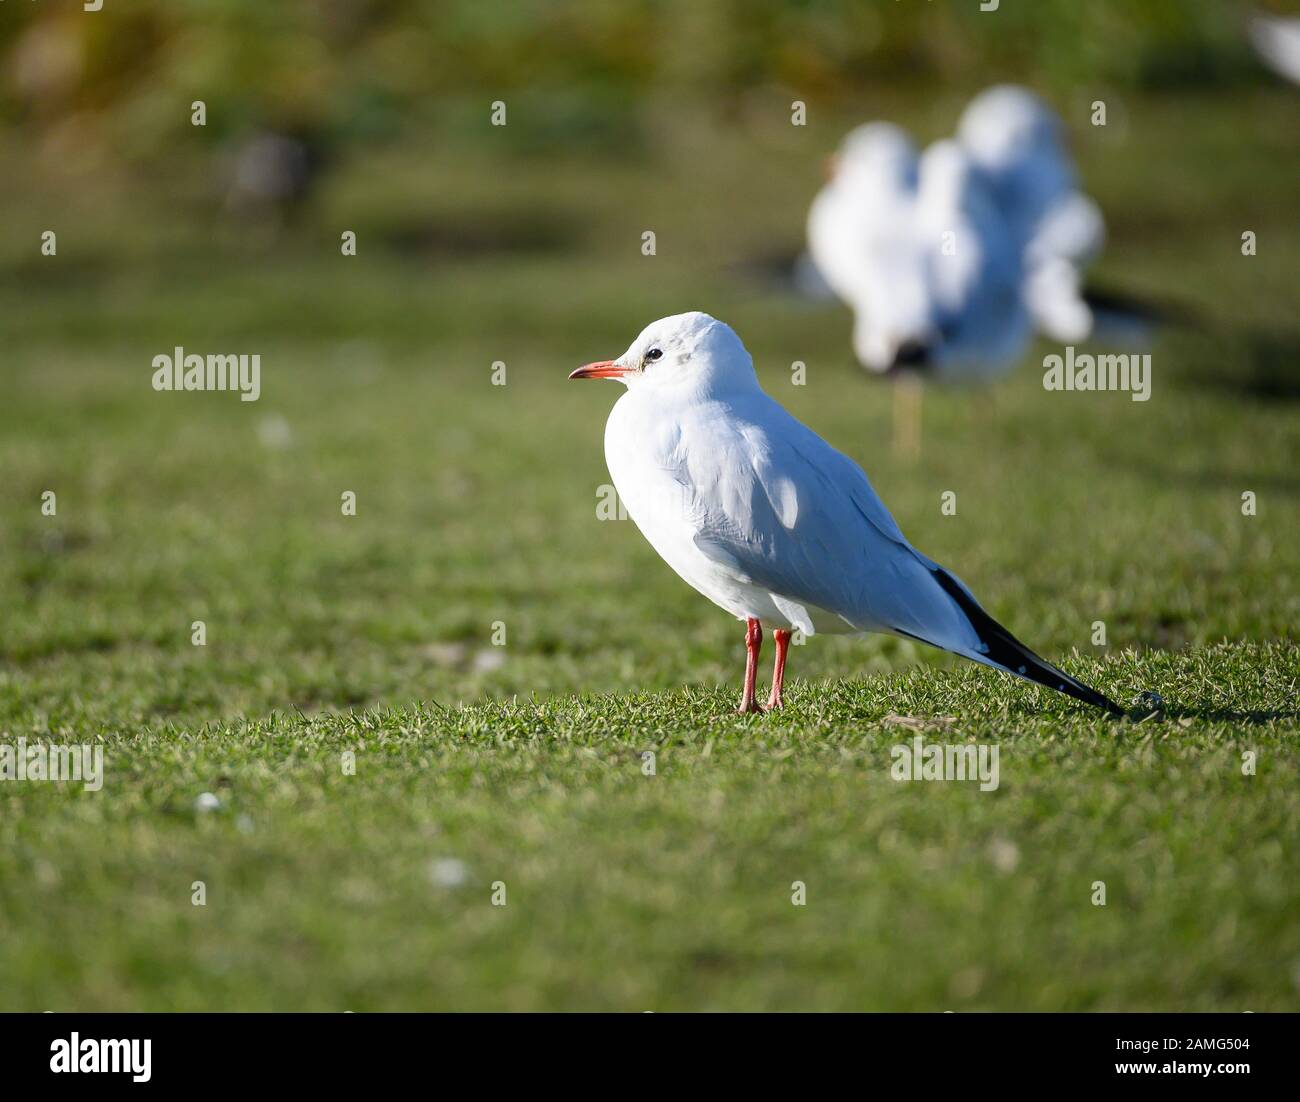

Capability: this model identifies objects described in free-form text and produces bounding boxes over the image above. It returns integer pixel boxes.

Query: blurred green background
[0,1,1296,1011]
[0,0,1285,161]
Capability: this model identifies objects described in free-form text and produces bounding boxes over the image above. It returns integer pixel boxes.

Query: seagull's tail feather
[928,567,1124,716]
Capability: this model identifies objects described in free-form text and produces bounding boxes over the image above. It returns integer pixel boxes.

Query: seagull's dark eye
[644,347,663,362]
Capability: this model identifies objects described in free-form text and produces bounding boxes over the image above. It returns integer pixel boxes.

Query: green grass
[1,91,1297,1010]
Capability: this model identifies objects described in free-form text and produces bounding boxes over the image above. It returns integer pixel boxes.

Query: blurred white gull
[956,85,1105,344]
[809,124,1019,382]
[1248,10,1300,85]
[807,85,1104,382]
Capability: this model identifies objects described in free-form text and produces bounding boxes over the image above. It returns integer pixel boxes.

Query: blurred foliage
[0,0,1284,170]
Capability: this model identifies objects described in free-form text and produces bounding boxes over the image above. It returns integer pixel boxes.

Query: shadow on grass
[1105,455,1300,496]
[1143,706,1298,726]
[1186,327,1300,403]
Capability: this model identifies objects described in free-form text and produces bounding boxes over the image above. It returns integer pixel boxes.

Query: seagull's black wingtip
[930,567,1124,718]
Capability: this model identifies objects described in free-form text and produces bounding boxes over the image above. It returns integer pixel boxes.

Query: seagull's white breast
[602,391,839,633]
[606,394,761,622]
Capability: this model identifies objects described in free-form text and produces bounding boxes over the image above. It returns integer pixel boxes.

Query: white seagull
[807,86,1104,380]
[1248,10,1300,85]
[956,84,1105,345]
[807,124,1028,382]
[570,312,1121,716]
[806,125,1027,458]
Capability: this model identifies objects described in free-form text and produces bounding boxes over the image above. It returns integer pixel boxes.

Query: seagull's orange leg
[737,617,763,714]
[765,628,792,711]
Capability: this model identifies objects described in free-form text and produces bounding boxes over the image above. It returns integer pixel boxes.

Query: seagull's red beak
[568,360,631,381]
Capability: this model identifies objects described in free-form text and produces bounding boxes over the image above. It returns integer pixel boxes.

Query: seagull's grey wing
[679,395,982,651]
[665,390,1122,715]
[914,146,1033,377]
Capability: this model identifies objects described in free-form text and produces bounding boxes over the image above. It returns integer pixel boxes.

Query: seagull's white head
[956,84,1064,170]
[825,121,918,188]
[569,312,756,398]
[956,84,1078,238]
